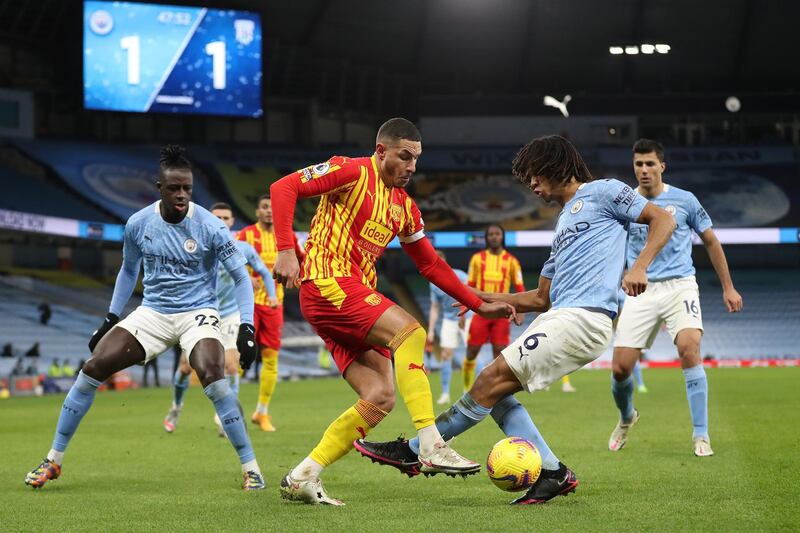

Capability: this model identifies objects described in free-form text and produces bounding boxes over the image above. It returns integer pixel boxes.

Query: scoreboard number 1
[120,35,227,89]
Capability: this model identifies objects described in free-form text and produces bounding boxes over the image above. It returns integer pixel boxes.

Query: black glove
[89,313,119,352]
[237,323,257,371]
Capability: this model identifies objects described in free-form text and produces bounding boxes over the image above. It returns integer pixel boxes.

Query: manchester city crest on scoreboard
[89,9,113,35]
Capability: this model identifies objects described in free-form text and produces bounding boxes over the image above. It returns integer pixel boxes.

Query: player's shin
[49,371,102,464]
[408,392,491,455]
[683,364,709,439]
[300,399,387,479]
[173,368,189,407]
[203,379,259,474]
[257,347,278,412]
[490,395,560,471]
[611,374,636,422]
[390,325,441,448]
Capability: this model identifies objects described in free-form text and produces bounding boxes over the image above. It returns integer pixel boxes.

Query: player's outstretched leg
[25,370,102,488]
[355,355,523,478]
[438,350,453,405]
[164,367,189,433]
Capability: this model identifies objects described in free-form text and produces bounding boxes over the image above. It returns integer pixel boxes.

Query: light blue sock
[440,360,452,396]
[611,374,636,422]
[204,379,255,464]
[409,393,491,455]
[173,369,189,407]
[52,371,102,452]
[632,360,645,388]
[491,395,560,471]
[683,364,709,439]
[228,373,240,397]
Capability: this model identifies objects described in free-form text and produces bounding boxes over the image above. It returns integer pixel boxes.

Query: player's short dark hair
[633,138,665,162]
[376,117,421,144]
[159,144,191,176]
[257,193,270,205]
[511,135,593,185]
[210,202,232,212]
[485,223,506,247]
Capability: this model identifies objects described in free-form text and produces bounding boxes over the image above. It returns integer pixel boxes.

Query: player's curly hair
[159,144,191,175]
[511,135,593,186]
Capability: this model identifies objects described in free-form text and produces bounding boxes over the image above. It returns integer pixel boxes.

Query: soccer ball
[486,437,542,492]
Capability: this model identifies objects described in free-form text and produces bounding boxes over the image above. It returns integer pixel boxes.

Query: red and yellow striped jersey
[237,224,302,305]
[287,155,424,289]
[467,249,525,294]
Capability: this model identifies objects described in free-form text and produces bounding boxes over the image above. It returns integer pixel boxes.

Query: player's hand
[237,323,257,371]
[622,268,648,296]
[273,249,301,289]
[427,330,435,344]
[89,313,118,352]
[723,288,743,313]
[476,301,520,325]
[267,296,279,308]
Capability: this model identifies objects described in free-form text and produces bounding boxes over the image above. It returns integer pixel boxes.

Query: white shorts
[613,276,703,349]
[115,306,223,363]
[439,317,470,350]
[220,312,241,351]
[502,308,612,392]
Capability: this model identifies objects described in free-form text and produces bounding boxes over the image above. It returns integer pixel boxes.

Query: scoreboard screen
[83,1,262,117]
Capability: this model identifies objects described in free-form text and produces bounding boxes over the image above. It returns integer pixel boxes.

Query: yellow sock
[562,375,570,385]
[309,399,387,466]
[258,348,279,408]
[390,324,435,430]
[463,359,477,391]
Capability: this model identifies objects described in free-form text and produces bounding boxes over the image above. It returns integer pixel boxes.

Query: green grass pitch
[2,367,798,531]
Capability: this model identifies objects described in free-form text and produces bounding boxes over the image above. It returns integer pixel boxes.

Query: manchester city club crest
[665,205,677,215]
[183,238,198,253]
[570,199,584,214]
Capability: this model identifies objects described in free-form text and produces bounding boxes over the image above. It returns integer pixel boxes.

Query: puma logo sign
[543,94,572,117]
[356,426,367,439]
[408,363,426,372]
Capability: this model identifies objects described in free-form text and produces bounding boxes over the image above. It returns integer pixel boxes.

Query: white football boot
[608,409,640,452]
[279,473,345,506]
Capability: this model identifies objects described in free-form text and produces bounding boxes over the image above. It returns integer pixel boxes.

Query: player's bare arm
[464,276,551,314]
[623,203,675,296]
[427,299,440,343]
[699,228,743,312]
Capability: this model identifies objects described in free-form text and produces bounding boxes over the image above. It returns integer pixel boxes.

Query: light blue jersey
[110,202,252,321]
[217,239,274,318]
[627,184,712,281]
[430,269,469,321]
[541,179,647,316]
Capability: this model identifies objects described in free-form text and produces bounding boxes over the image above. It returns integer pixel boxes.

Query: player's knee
[80,358,107,382]
[611,360,633,380]
[362,385,395,412]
